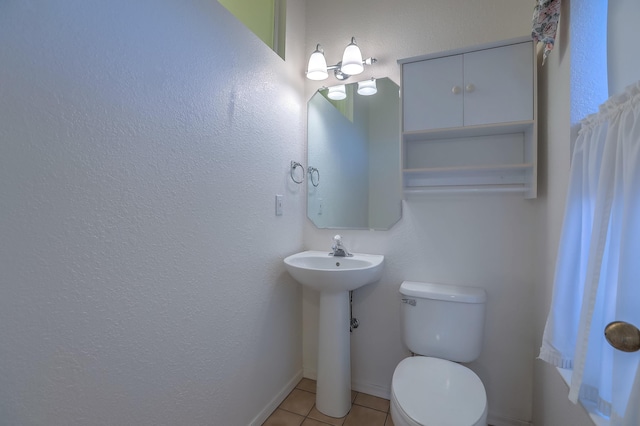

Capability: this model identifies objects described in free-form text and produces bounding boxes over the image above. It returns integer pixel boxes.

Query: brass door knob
[604,321,640,352]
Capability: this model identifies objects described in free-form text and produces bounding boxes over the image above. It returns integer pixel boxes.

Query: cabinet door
[463,42,533,126]
[402,54,463,132]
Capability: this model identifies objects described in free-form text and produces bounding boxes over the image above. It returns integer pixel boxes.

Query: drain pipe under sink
[350,291,359,332]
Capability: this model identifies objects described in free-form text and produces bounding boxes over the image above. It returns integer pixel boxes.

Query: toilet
[390,281,488,426]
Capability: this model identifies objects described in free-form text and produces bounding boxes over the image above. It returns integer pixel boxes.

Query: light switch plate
[275,195,283,216]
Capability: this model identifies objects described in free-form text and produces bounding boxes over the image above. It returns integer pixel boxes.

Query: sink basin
[283,250,384,417]
[283,250,384,293]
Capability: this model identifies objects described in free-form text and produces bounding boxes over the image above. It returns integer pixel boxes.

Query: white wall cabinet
[399,37,537,198]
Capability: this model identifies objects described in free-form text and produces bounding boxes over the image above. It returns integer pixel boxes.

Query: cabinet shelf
[403,163,533,175]
[402,120,534,142]
[403,163,533,190]
[404,184,528,195]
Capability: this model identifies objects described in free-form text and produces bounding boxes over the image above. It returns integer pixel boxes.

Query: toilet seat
[391,357,487,426]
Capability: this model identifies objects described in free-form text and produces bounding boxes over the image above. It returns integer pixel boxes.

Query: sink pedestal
[316,291,351,417]
[282,250,384,418]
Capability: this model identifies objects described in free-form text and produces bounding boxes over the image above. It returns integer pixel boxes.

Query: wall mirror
[307,77,402,230]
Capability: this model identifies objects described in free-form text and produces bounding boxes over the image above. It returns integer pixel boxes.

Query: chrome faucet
[330,234,353,257]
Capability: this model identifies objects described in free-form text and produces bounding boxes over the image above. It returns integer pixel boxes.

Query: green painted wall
[218,0,285,58]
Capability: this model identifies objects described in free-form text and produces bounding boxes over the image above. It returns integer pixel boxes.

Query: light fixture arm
[328,57,377,81]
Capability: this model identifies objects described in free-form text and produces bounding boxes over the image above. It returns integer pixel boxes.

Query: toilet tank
[400,281,487,363]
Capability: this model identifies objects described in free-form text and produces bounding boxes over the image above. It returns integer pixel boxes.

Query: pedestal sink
[284,250,384,418]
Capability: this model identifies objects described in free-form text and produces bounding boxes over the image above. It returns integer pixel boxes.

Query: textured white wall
[303,1,540,425]
[569,0,609,125]
[0,1,306,425]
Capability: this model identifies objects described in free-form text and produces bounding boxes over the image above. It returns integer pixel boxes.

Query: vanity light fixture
[357,78,377,96]
[327,85,347,100]
[306,37,377,81]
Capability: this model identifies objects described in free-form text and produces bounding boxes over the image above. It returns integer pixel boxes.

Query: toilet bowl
[390,357,487,426]
[391,281,488,426]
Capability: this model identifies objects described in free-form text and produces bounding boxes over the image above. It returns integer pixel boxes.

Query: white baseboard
[487,413,532,426]
[249,369,303,426]
[351,379,391,400]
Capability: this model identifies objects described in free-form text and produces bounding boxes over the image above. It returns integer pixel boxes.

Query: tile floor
[262,378,394,426]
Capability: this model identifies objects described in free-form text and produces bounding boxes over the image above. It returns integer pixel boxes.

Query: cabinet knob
[465,83,476,93]
[451,85,462,95]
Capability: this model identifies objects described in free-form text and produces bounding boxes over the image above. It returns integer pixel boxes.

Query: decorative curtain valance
[532,0,561,64]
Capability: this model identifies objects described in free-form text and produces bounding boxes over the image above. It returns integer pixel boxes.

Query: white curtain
[539,81,640,424]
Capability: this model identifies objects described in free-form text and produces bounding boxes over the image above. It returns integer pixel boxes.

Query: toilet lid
[392,357,487,426]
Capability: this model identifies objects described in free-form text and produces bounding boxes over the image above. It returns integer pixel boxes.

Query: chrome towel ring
[308,166,320,187]
[290,161,304,184]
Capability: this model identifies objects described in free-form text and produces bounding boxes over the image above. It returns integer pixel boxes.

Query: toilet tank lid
[400,281,486,304]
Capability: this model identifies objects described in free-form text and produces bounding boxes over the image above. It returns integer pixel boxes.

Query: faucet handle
[333,234,342,243]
